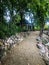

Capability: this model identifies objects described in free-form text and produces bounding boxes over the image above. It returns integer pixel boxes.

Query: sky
[4,11,34,23]
[4,8,16,23]
[25,12,34,23]
[4,10,49,25]
[4,9,10,22]
[46,22,49,25]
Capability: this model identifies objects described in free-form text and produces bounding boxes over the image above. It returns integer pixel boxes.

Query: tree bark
[39,27,44,38]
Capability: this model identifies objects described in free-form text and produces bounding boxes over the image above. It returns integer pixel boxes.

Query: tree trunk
[33,25,35,31]
[20,12,23,27]
[39,27,44,38]
[20,10,24,31]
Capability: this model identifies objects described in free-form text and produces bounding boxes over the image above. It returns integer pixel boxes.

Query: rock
[36,37,41,41]
[0,33,24,61]
[45,42,49,46]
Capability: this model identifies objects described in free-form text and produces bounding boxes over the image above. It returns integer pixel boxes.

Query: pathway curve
[1,31,46,65]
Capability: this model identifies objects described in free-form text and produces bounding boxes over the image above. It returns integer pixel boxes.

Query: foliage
[44,24,49,30]
[0,0,49,39]
[30,0,49,28]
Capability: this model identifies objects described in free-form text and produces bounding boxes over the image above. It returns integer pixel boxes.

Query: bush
[0,22,22,39]
[34,26,40,31]
[44,25,48,30]
[0,31,6,39]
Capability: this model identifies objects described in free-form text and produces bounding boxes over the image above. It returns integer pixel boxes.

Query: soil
[0,31,46,65]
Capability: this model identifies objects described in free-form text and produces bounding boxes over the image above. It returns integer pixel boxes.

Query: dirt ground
[0,31,46,65]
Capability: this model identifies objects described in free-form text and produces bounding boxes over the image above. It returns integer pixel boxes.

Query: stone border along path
[0,31,46,65]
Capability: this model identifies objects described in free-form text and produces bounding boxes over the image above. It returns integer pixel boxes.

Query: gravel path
[1,31,46,65]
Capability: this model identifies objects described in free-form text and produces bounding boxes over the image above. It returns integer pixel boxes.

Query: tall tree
[29,0,49,37]
[8,0,33,26]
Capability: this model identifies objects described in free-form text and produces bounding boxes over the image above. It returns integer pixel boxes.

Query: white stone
[45,42,49,46]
